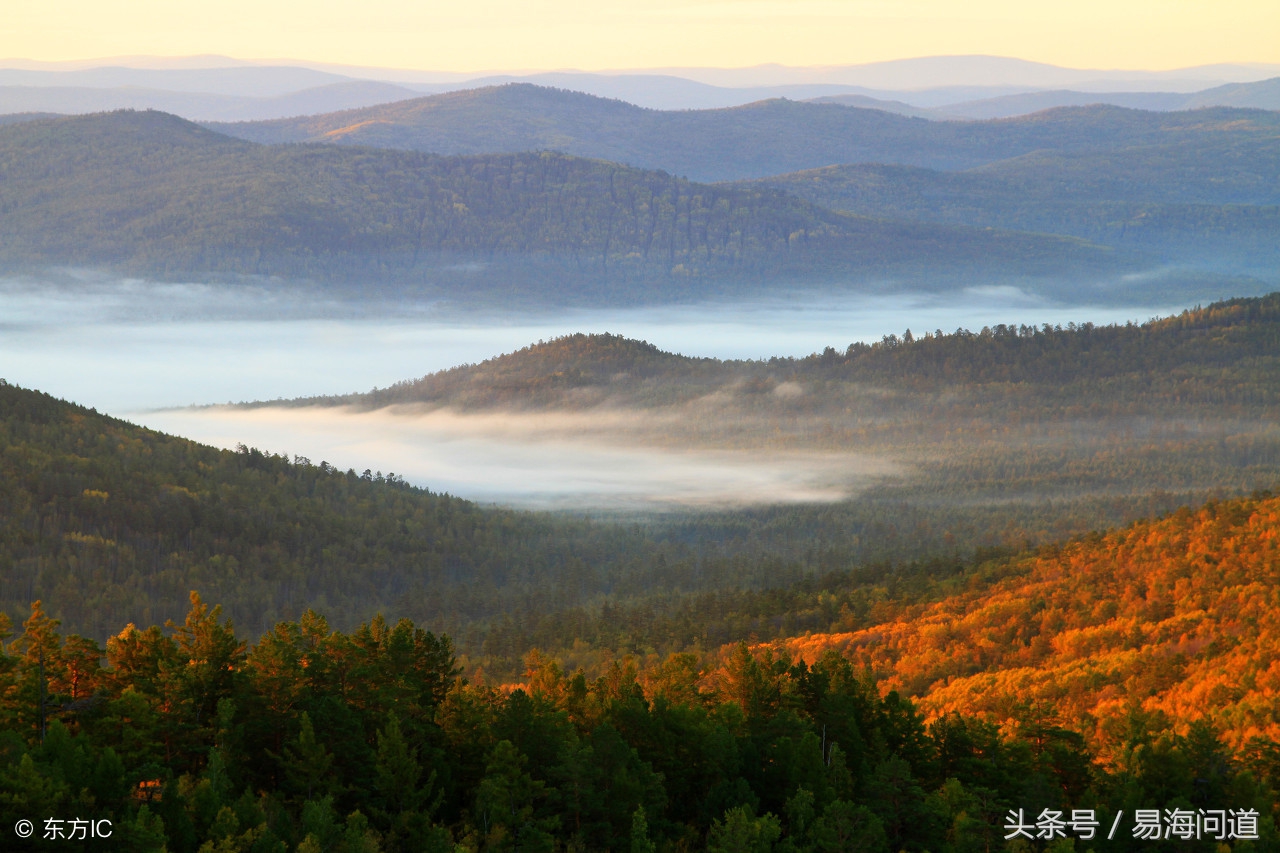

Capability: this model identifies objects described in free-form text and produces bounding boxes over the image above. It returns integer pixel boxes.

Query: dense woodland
[206,86,1279,286]
[2,93,1278,301]
[785,491,1280,751]
[5,75,1280,851]
[0,111,1108,303]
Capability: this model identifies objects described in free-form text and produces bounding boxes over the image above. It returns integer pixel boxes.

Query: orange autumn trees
[783,491,1280,754]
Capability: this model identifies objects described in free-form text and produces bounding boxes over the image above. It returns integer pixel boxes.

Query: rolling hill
[0,109,1120,305]
[226,297,1280,617]
[0,79,426,122]
[282,293,1280,412]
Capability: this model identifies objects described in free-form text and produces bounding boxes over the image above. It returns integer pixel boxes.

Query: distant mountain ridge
[3,56,1278,120]
[0,80,425,122]
[943,76,1280,119]
[208,84,1280,182]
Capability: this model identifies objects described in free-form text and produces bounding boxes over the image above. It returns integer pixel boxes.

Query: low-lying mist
[2,271,1205,411]
[142,405,901,509]
[9,270,1276,509]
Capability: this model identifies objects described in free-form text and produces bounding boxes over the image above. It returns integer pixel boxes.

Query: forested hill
[0,110,1113,303]
[0,378,697,642]
[276,293,1280,411]
[272,333,724,410]
[209,83,1280,182]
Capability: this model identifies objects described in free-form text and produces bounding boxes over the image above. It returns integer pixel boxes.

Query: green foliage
[707,804,782,853]
[0,377,682,648]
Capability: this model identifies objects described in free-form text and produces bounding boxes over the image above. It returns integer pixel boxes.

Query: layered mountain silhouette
[208,84,1280,181]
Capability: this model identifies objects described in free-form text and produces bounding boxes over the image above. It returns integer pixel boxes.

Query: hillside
[11,295,1280,655]
[0,378,688,642]
[210,84,1280,181]
[0,110,1120,304]
[747,133,1280,269]
[8,530,1277,853]
[226,298,1280,644]
[781,489,1280,755]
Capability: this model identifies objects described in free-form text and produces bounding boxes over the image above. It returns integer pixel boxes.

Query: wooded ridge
[0,110,1115,304]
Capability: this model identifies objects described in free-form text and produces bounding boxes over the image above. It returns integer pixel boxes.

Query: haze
[6,1,1277,73]
[0,275,1212,509]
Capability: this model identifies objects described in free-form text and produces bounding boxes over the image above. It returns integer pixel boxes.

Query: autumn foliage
[782,491,1280,755]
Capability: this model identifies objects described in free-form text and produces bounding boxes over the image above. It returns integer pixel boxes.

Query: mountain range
[208,85,1280,182]
[3,55,1280,119]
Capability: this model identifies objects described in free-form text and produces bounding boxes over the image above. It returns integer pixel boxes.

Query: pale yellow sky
[3,0,1277,72]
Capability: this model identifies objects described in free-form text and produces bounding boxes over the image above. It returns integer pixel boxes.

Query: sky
[4,0,1278,73]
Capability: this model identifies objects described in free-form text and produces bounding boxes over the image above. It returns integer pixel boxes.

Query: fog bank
[141,405,899,509]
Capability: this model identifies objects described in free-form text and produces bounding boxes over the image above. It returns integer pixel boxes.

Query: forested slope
[7,295,1280,664]
[234,295,1280,673]
[0,110,1111,303]
[0,379,689,640]
[782,489,1280,756]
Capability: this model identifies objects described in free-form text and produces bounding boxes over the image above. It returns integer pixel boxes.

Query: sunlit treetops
[782,488,1280,755]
